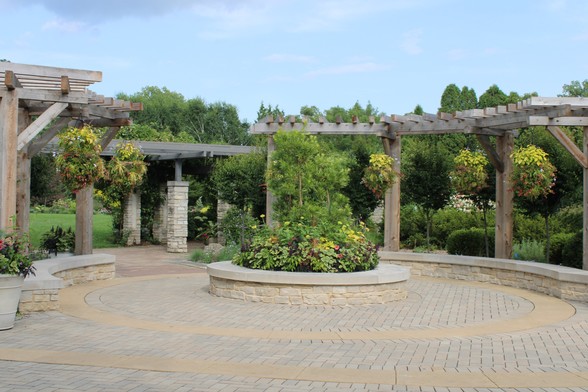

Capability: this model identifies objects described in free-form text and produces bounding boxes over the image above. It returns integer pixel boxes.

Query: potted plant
[0,230,35,330]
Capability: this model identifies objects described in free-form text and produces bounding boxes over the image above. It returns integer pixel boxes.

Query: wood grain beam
[0,62,102,83]
[4,70,22,90]
[546,126,588,169]
[529,116,588,127]
[27,117,70,157]
[17,102,68,151]
[476,134,504,173]
[61,76,70,94]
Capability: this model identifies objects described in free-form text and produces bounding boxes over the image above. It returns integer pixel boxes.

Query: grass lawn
[29,213,117,249]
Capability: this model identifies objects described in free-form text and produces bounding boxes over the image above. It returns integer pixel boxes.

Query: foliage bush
[550,231,582,269]
[432,207,489,248]
[191,244,240,264]
[187,197,216,240]
[513,212,545,243]
[220,206,260,246]
[513,239,546,263]
[32,198,77,214]
[446,228,495,257]
[39,226,75,254]
[234,221,378,273]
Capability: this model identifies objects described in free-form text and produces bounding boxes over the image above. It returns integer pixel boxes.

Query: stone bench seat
[19,254,116,312]
[380,251,588,302]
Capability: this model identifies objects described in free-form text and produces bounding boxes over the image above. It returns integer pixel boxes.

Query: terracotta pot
[0,275,24,330]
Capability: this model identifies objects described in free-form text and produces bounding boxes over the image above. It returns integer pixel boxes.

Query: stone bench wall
[19,254,116,312]
[207,261,410,306]
[379,251,588,303]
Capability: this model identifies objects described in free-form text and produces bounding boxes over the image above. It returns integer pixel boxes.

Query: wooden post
[584,127,588,270]
[265,135,276,227]
[0,90,19,230]
[383,136,401,251]
[16,108,31,234]
[75,185,94,255]
[495,132,514,259]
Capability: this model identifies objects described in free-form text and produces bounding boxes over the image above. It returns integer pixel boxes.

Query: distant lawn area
[29,213,117,249]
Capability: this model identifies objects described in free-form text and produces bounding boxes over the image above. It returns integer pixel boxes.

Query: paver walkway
[1,244,588,391]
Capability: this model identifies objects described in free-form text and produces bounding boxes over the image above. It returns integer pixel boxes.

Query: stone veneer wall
[379,251,588,303]
[166,181,189,253]
[152,184,168,245]
[19,255,116,313]
[210,276,407,305]
[216,199,231,245]
[122,191,141,246]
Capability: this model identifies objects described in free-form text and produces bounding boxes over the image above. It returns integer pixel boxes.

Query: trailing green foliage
[513,239,546,263]
[511,145,556,200]
[362,153,397,199]
[446,228,495,257]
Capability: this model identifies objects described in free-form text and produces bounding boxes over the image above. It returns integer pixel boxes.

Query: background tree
[560,80,588,97]
[402,138,453,249]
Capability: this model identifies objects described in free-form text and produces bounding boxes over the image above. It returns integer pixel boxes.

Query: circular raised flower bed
[207,262,410,306]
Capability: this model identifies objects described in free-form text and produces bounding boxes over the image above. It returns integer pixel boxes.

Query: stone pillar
[122,191,141,246]
[216,198,231,245]
[166,181,189,253]
[152,184,168,245]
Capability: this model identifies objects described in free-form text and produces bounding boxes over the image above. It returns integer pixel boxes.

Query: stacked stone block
[166,181,189,253]
[122,191,141,246]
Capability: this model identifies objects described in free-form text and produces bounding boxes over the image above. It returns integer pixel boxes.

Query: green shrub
[446,228,494,257]
[234,221,378,273]
[513,239,546,263]
[190,244,240,264]
[513,212,544,243]
[432,207,487,247]
[552,205,582,234]
[548,231,582,269]
[39,226,75,254]
[220,207,259,246]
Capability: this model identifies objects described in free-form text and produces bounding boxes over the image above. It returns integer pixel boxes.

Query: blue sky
[1,0,587,123]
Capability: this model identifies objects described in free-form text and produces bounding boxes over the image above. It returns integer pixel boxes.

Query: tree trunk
[483,206,490,257]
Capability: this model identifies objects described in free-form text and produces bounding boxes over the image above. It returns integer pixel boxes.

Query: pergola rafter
[252,97,588,269]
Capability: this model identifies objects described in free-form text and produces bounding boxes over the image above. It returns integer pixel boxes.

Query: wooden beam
[476,135,504,173]
[250,121,395,137]
[75,185,94,255]
[16,108,31,234]
[584,126,588,270]
[0,89,19,230]
[17,102,68,151]
[546,126,588,169]
[4,88,88,104]
[383,136,401,251]
[525,96,588,108]
[61,75,70,94]
[4,70,22,90]
[529,116,588,127]
[27,117,70,157]
[495,132,514,259]
[0,62,102,83]
[99,127,120,150]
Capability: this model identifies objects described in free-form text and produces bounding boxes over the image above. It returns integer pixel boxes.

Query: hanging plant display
[55,125,105,193]
[362,153,397,200]
[511,145,556,200]
[451,149,488,195]
[107,141,148,195]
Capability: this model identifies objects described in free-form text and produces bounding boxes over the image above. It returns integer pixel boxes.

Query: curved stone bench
[379,251,588,302]
[207,261,410,305]
[19,254,116,312]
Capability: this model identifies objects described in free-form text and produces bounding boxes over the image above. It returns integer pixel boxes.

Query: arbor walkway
[1,245,588,391]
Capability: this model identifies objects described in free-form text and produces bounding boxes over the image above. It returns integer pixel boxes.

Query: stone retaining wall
[379,251,588,302]
[207,262,410,306]
[19,254,116,312]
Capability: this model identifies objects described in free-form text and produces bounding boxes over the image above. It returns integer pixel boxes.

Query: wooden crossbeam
[61,76,70,94]
[546,126,588,168]
[27,117,70,157]
[0,62,102,83]
[17,102,68,151]
[250,121,395,138]
[4,70,22,90]
[529,116,588,127]
[476,134,504,173]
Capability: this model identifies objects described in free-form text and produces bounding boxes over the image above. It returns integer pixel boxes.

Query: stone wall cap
[207,261,410,285]
[378,251,588,284]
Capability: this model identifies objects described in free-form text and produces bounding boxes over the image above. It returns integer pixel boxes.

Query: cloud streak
[305,62,388,78]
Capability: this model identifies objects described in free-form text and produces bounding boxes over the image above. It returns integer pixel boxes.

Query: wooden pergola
[252,97,588,270]
[0,62,141,253]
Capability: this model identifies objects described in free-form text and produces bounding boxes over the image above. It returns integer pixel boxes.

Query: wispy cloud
[400,29,423,55]
[544,0,566,11]
[447,48,467,61]
[305,62,388,78]
[42,18,86,33]
[264,53,315,63]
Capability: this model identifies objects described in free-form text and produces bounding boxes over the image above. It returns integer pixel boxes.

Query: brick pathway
[1,245,588,391]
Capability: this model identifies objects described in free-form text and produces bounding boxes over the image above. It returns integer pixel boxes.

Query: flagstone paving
[1,244,588,391]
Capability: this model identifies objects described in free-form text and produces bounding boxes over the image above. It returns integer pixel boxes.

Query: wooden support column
[265,135,276,227]
[16,108,32,234]
[382,136,401,251]
[495,132,514,259]
[584,126,588,270]
[0,89,19,230]
[75,185,94,255]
